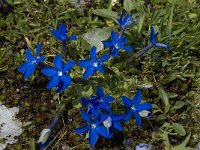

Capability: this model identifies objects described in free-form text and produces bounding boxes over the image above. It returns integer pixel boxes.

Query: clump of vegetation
[0,0,200,149]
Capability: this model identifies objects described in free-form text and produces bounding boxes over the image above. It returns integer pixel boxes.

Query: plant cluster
[18,9,171,149]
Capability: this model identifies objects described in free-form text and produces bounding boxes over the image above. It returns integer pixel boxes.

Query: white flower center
[36,56,40,59]
[131,106,136,110]
[31,60,37,64]
[99,98,103,102]
[92,124,96,128]
[57,71,63,76]
[93,62,98,67]
[114,43,119,49]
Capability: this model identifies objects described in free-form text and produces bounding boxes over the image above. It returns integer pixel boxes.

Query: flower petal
[56,81,66,93]
[155,42,171,49]
[62,60,75,72]
[74,125,90,134]
[89,128,99,147]
[41,68,56,77]
[36,43,42,55]
[111,114,123,121]
[24,64,36,78]
[53,55,62,70]
[83,66,95,78]
[91,108,99,118]
[81,97,89,106]
[58,24,67,38]
[111,48,119,57]
[36,56,45,63]
[123,109,132,122]
[69,35,77,40]
[120,46,133,52]
[18,62,30,73]
[118,10,125,24]
[97,113,107,124]
[102,40,113,48]
[51,30,62,41]
[121,96,133,107]
[90,46,97,61]
[133,111,142,128]
[119,37,128,45]
[81,110,93,123]
[138,102,152,111]
[96,126,109,138]
[47,75,59,89]
[111,31,118,42]
[132,90,142,107]
[96,86,104,97]
[114,121,123,131]
[25,49,34,61]
[103,95,115,103]
[78,59,92,68]
[96,65,104,73]
[150,26,156,45]
[60,75,71,87]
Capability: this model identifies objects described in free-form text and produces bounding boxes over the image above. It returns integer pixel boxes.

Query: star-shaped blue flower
[51,24,77,42]
[150,27,170,49]
[122,90,152,128]
[78,47,110,78]
[18,43,45,78]
[41,55,75,92]
[114,10,138,30]
[81,86,115,118]
[102,31,133,57]
[74,110,109,147]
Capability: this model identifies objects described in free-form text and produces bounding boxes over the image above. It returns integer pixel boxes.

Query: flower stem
[119,29,124,38]
[134,44,153,58]
[62,40,67,60]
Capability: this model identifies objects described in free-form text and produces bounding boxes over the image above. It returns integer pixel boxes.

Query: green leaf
[159,89,169,106]
[172,123,186,136]
[123,0,134,13]
[30,138,35,150]
[163,132,171,148]
[72,98,82,109]
[167,1,175,36]
[83,27,112,52]
[164,104,171,114]
[137,13,145,34]
[171,101,185,111]
[93,9,118,19]
[174,133,191,149]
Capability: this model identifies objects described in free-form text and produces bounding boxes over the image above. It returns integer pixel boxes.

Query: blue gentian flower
[78,46,110,78]
[114,10,138,30]
[93,86,115,111]
[122,90,152,128]
[41,55,75,92]
[18,43,45,78]
[74,110,109,147]
[135,143,152,150]
[51,24,77,42]
[81,86,115,118]
[81,97,100,118]
[150,27,170,49]
[102,30,133,57]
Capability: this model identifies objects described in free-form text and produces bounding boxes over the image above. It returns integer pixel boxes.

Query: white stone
[0,103,22,150]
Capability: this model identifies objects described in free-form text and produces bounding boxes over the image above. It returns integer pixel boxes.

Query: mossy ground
[0,0,200,149]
